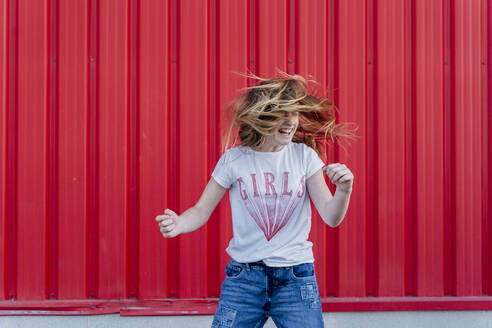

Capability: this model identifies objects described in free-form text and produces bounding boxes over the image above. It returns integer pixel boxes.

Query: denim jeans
[212,259,324,328]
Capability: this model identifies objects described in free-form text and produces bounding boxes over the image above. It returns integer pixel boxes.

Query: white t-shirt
[211,142,325,266]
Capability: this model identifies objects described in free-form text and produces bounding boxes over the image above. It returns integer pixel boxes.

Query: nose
[285,113,297,124]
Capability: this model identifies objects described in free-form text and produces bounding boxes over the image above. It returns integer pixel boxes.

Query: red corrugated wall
[0,0,491,314]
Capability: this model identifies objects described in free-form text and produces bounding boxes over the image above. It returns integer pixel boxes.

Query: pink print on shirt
[237,172,306,241]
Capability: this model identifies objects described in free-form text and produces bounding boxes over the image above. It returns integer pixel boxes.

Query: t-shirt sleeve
[211,151,234,189]
[304,145,325,179]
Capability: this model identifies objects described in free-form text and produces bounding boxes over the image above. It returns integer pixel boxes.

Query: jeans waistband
[230,259,266,270]
[232,259,296,271]
[244,260,267,270]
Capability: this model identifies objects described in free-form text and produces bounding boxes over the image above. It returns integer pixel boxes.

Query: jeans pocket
[290,263,315,280]
[225,260,245,279]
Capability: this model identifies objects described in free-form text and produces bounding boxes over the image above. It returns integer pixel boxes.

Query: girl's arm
[306,163,353,228]
[156,178,227,238]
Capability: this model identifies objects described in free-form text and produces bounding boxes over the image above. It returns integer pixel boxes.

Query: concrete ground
[1,311,492,327]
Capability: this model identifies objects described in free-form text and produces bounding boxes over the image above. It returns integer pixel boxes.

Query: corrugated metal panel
[0,0,491,312]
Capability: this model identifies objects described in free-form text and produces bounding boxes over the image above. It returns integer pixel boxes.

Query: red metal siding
[0,0,492,313]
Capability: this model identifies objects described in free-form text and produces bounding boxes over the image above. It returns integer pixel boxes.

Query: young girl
[156,72,354,327]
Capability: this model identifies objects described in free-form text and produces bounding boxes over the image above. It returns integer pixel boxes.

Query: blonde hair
[223,70,358,159]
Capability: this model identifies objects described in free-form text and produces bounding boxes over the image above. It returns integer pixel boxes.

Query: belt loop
[245,263,250,271]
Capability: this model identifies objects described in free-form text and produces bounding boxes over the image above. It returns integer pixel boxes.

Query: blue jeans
[212,259,324,328]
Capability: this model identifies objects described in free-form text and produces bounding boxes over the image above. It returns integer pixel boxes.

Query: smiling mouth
[279,128,294,136]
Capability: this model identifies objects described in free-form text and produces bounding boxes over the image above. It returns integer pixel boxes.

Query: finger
[159,218,175,227]
[161,230,173,238]
[338,176,350,183]
[164,209,177,217]
[328,167,343,181]
[332,169,351,183]
[336,172,353,183]
[326,163,345,170]
[329,165,350,179]
[162,230,178,238]
[155,214,169,222]
[325,165,344,176]
[331,171,344,183]
[323,163,342,172]
[338,173,354,182]
[160,224,175,233]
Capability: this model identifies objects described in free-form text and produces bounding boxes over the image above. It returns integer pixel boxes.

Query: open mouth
[278,128,294,136]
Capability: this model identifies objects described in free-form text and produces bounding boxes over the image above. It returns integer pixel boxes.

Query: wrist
[336,186,352,193]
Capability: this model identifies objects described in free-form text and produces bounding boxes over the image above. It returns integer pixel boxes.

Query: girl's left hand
[323,163,354,192]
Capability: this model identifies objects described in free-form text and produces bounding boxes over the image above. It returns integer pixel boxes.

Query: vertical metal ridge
[164,0,171,298]
[325,0,341,296]
[126,0,139,299]
[325,0,338,297]
[333,0,340,297]
[286,0,297,73]
[167,0,180,298]
[485,0,492,296]
[46,0,59,300]
[206,0,220,297]
[248,0,258,75]
[404,0,417,296]
[203,0,211,297]
[163,0,172,298]
[453,0,482,295]
[5,0,18,300]
[365,0,378,297]
[443,0,456,296]
[0,0,5,300]
[489,0,492,293]
[87,0,99,299]
[481,0,491,296]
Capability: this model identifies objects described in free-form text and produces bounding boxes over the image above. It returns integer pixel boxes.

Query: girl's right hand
[156,209,182,238]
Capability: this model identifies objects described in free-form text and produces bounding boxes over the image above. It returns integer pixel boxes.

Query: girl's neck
[255,143,287,153]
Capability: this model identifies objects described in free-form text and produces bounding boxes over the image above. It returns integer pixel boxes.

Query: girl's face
[260,112,299,152]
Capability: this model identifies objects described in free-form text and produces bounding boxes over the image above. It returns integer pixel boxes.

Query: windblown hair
[223,70,358,159]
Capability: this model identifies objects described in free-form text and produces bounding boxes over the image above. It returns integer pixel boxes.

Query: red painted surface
[0,0,491,314]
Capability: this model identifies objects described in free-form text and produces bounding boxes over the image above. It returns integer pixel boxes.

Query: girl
[156,71,355,328]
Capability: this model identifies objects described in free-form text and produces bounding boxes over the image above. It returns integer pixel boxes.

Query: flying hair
[222,69,359,160]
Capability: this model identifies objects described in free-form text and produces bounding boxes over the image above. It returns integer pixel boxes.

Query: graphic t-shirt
[211,142,325,266]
